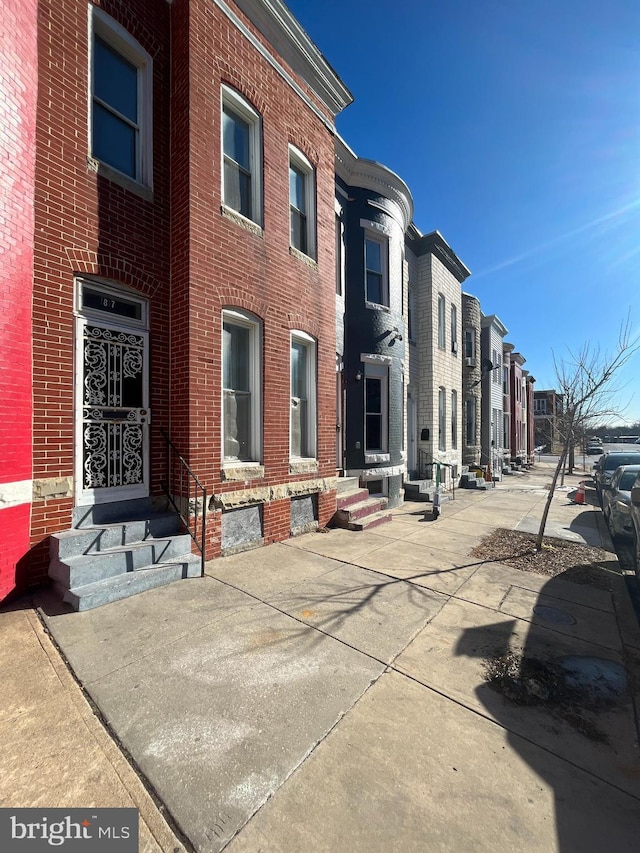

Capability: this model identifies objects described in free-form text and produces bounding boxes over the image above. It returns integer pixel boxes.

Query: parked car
[601,464,640,540]
[586,441,604,455]
[629,473,640,579]
[593,450,640,497]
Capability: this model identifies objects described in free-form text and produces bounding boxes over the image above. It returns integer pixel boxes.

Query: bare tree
[535,318,640,551]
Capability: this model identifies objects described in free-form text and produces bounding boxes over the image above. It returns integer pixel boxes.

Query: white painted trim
[289,145,316,259]
[290,331,317,460]
[0,480,32,509]
[212,0,341,131]
[360,353,392,365]
[222,309,263,464]
[221,85,263,227]
[89,5,154,189]
[75,280,150,506]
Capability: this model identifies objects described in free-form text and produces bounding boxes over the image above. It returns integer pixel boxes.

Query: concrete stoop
[49,498,200,611]
[331,477,392,531]
[459,469,489,490]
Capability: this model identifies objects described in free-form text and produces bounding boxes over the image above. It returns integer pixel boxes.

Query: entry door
[76,283,150,506]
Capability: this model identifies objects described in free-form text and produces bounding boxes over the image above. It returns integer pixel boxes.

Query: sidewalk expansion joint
[387,665,640,805]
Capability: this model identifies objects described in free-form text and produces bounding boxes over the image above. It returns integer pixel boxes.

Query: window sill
[289,246,318,269]
[364,452,390,464]
[222,464,265,482]
[88,157,154,202]
[365,300,390,313]
[289,458,318,475]
[221,205,264,237]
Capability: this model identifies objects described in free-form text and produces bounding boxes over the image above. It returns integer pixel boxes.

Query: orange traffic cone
[574,480,586,505]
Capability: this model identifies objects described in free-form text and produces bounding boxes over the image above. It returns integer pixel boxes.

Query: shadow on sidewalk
[454,569,639,851]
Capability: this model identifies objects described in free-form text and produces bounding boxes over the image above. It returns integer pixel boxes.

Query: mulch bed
[470,528,617,591]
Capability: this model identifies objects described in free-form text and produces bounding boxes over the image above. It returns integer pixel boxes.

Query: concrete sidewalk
[4,462,640,851]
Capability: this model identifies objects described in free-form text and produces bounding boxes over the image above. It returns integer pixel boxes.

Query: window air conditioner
[465,357,476,368]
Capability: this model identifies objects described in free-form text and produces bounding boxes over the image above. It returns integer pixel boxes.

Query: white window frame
[222,309,262,465]
[364,362,389,453]
[221,85,262,226]
[464,328,474,360]
[289,146,316,258]
[89,6,153,189]
[290,330,317,459]
[438,386,446,451]
[364,231,389,307]
[438,294,446,349]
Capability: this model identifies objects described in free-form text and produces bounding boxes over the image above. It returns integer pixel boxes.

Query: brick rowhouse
[17,0,352,594]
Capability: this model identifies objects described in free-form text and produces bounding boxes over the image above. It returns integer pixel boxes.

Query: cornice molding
[413,230,471,283]
[335,137,414,231]
[231,0,353,115]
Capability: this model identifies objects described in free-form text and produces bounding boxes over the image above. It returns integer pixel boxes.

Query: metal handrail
[418,451,456,501]
[160,427,207,576]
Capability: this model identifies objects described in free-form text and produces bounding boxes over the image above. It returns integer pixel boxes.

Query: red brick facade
[0,0,38,600]
[14,0,345,594]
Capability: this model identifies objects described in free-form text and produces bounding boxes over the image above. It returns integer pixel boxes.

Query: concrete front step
[58,555,201,611]
[336,476,360,496]
[340,509,392,531]
[49,533,193,588]
[334,497,387,525]
[51,512,181,560]
[336,488,371,510]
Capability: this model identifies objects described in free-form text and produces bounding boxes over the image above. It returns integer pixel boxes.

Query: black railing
[160,428,207,576]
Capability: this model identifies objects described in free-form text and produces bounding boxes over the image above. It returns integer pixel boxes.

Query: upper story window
[91,8,153,187]
[438,295,446,349]
[290,332,317,459]
[222,86,262,225]
[503,366,509,396]
[289,146,316,258]
[222,309,262,463]
[450,306,458,354]
[534,398,546,414]
[364,234,388,306]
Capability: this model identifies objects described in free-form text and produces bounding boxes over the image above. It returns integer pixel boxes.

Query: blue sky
[286,0,640,423]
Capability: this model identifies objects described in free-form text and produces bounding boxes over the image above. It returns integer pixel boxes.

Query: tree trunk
[535,412,575,550]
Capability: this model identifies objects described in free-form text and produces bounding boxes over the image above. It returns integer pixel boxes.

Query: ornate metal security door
[76,284,150,506]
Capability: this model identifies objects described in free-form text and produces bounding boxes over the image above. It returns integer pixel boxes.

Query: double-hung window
[438,295,446,349]
[290,332,317,458]
[289,147,316,258]
[451,305,458,354]
[90,8,153,187]
[364,234,388,306]
[451,390,458,449]
[222,87,262,224]
[464,329,474,360]
[222,310,261,463]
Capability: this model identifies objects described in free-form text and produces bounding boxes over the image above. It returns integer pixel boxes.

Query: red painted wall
[0,0,38,602]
